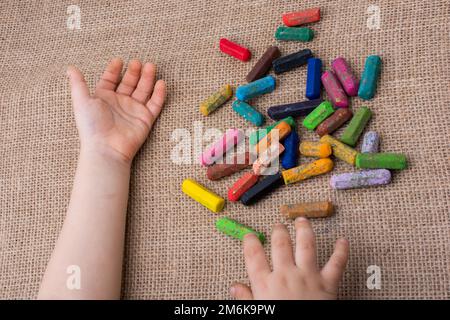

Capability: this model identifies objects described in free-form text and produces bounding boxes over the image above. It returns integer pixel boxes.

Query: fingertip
[143,62,156,73]
[128,59,142,70]
[294,216,310,229]
[229,283,253,300]
[110,57,123,66]
[66,65,80,78]
[229,285,236,297]
[336,238,350,252]
[243,232,257,242]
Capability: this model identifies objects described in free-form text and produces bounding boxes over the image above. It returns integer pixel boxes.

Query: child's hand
[231,217,349,300]
[67,58,166,165]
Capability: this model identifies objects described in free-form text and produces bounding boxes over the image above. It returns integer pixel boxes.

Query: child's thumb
[67,65,90,105]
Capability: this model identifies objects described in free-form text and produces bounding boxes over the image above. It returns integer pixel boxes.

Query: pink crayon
[331,57,359,96]
[321,70,349,108]
[200,129,244,166]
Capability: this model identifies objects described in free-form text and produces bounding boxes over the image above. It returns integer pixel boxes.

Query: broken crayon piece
[268,98,323,120]
[340,106,372,147]
[321,70,349,108]
[272,49,312,74]
[282,158,333,185]
[358,55,381,100]
[182,179,225,213]
[232,100,264,126]
[320,135,358,166]
[281,201,334,219]
[249,116,296,145]
[306,58,322,100]
[331,57,359,96]
[330,169,391,189]
[282,7,321,27]
[361,131,380,153]
[219,38,251,62]
[241,172,284,205]
[315,108,353,137]
[299,141,332,158]
[236,75,276,101]
[253,142,284,175]
[228,172,260,202]
[246,46,281,82]
[356,153,407,170]
[275,26,314,42]
[199,84,233,116]
[281,131,300,169]
[302,100,335,130]
[255,120,291,153]
[200,129,244,166]
[206,152,251,181]
[216,217,265,243]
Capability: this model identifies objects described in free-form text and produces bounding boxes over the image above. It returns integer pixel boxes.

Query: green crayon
[356,153,407,170]
[340,106,372,146]
[275,26,314,42]
[303,101,335,130]
[216,217,265,243]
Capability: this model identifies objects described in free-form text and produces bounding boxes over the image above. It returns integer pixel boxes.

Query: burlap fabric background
[1,0,449,299]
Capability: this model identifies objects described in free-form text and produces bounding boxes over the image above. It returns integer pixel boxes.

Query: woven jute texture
[1,0,449,299]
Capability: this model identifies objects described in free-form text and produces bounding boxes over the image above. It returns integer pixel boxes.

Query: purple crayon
[331,57,359,96]
[330,169,391,190]
[361,131,380,153]
[321,70,349,108]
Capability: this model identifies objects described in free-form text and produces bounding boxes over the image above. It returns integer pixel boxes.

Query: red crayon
[282,8,321,27]
[219,38,251,62]
[228,172,259,202]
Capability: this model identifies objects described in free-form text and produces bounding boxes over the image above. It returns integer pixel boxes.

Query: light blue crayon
[236,75,276,101]
[232,100,264,126]
[358,55,381,100]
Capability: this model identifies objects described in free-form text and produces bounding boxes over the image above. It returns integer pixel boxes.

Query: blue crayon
[306,58,322,100]
[281,131,300,169]
[232,100,264,126]
[358,55,381,100]
[236,75,276,101]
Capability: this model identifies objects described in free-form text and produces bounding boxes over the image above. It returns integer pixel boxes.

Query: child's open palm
[67,58,166,164]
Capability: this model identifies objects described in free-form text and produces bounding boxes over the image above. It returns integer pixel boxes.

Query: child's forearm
[38,147,131,299]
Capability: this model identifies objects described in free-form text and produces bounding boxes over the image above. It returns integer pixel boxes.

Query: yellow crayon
[199,84,233,116]
[256,121,291,153]
[299,141,332,158]
[320,135,358,166]
[281,158,334,185]
[182,179,225,213]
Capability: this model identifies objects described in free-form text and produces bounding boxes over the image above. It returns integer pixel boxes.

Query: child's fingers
[131,63,156,104]
[294,217,318,272]
[271,224,295,270]
[116,59,142,96]
[146,79,166,125]
[320,238,349,290]
[230,283,254,300]
[95,58,123,93]
[243,233,270,287]
[67,65,90,106]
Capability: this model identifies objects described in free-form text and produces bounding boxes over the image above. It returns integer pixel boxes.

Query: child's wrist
[79,143,133,170]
